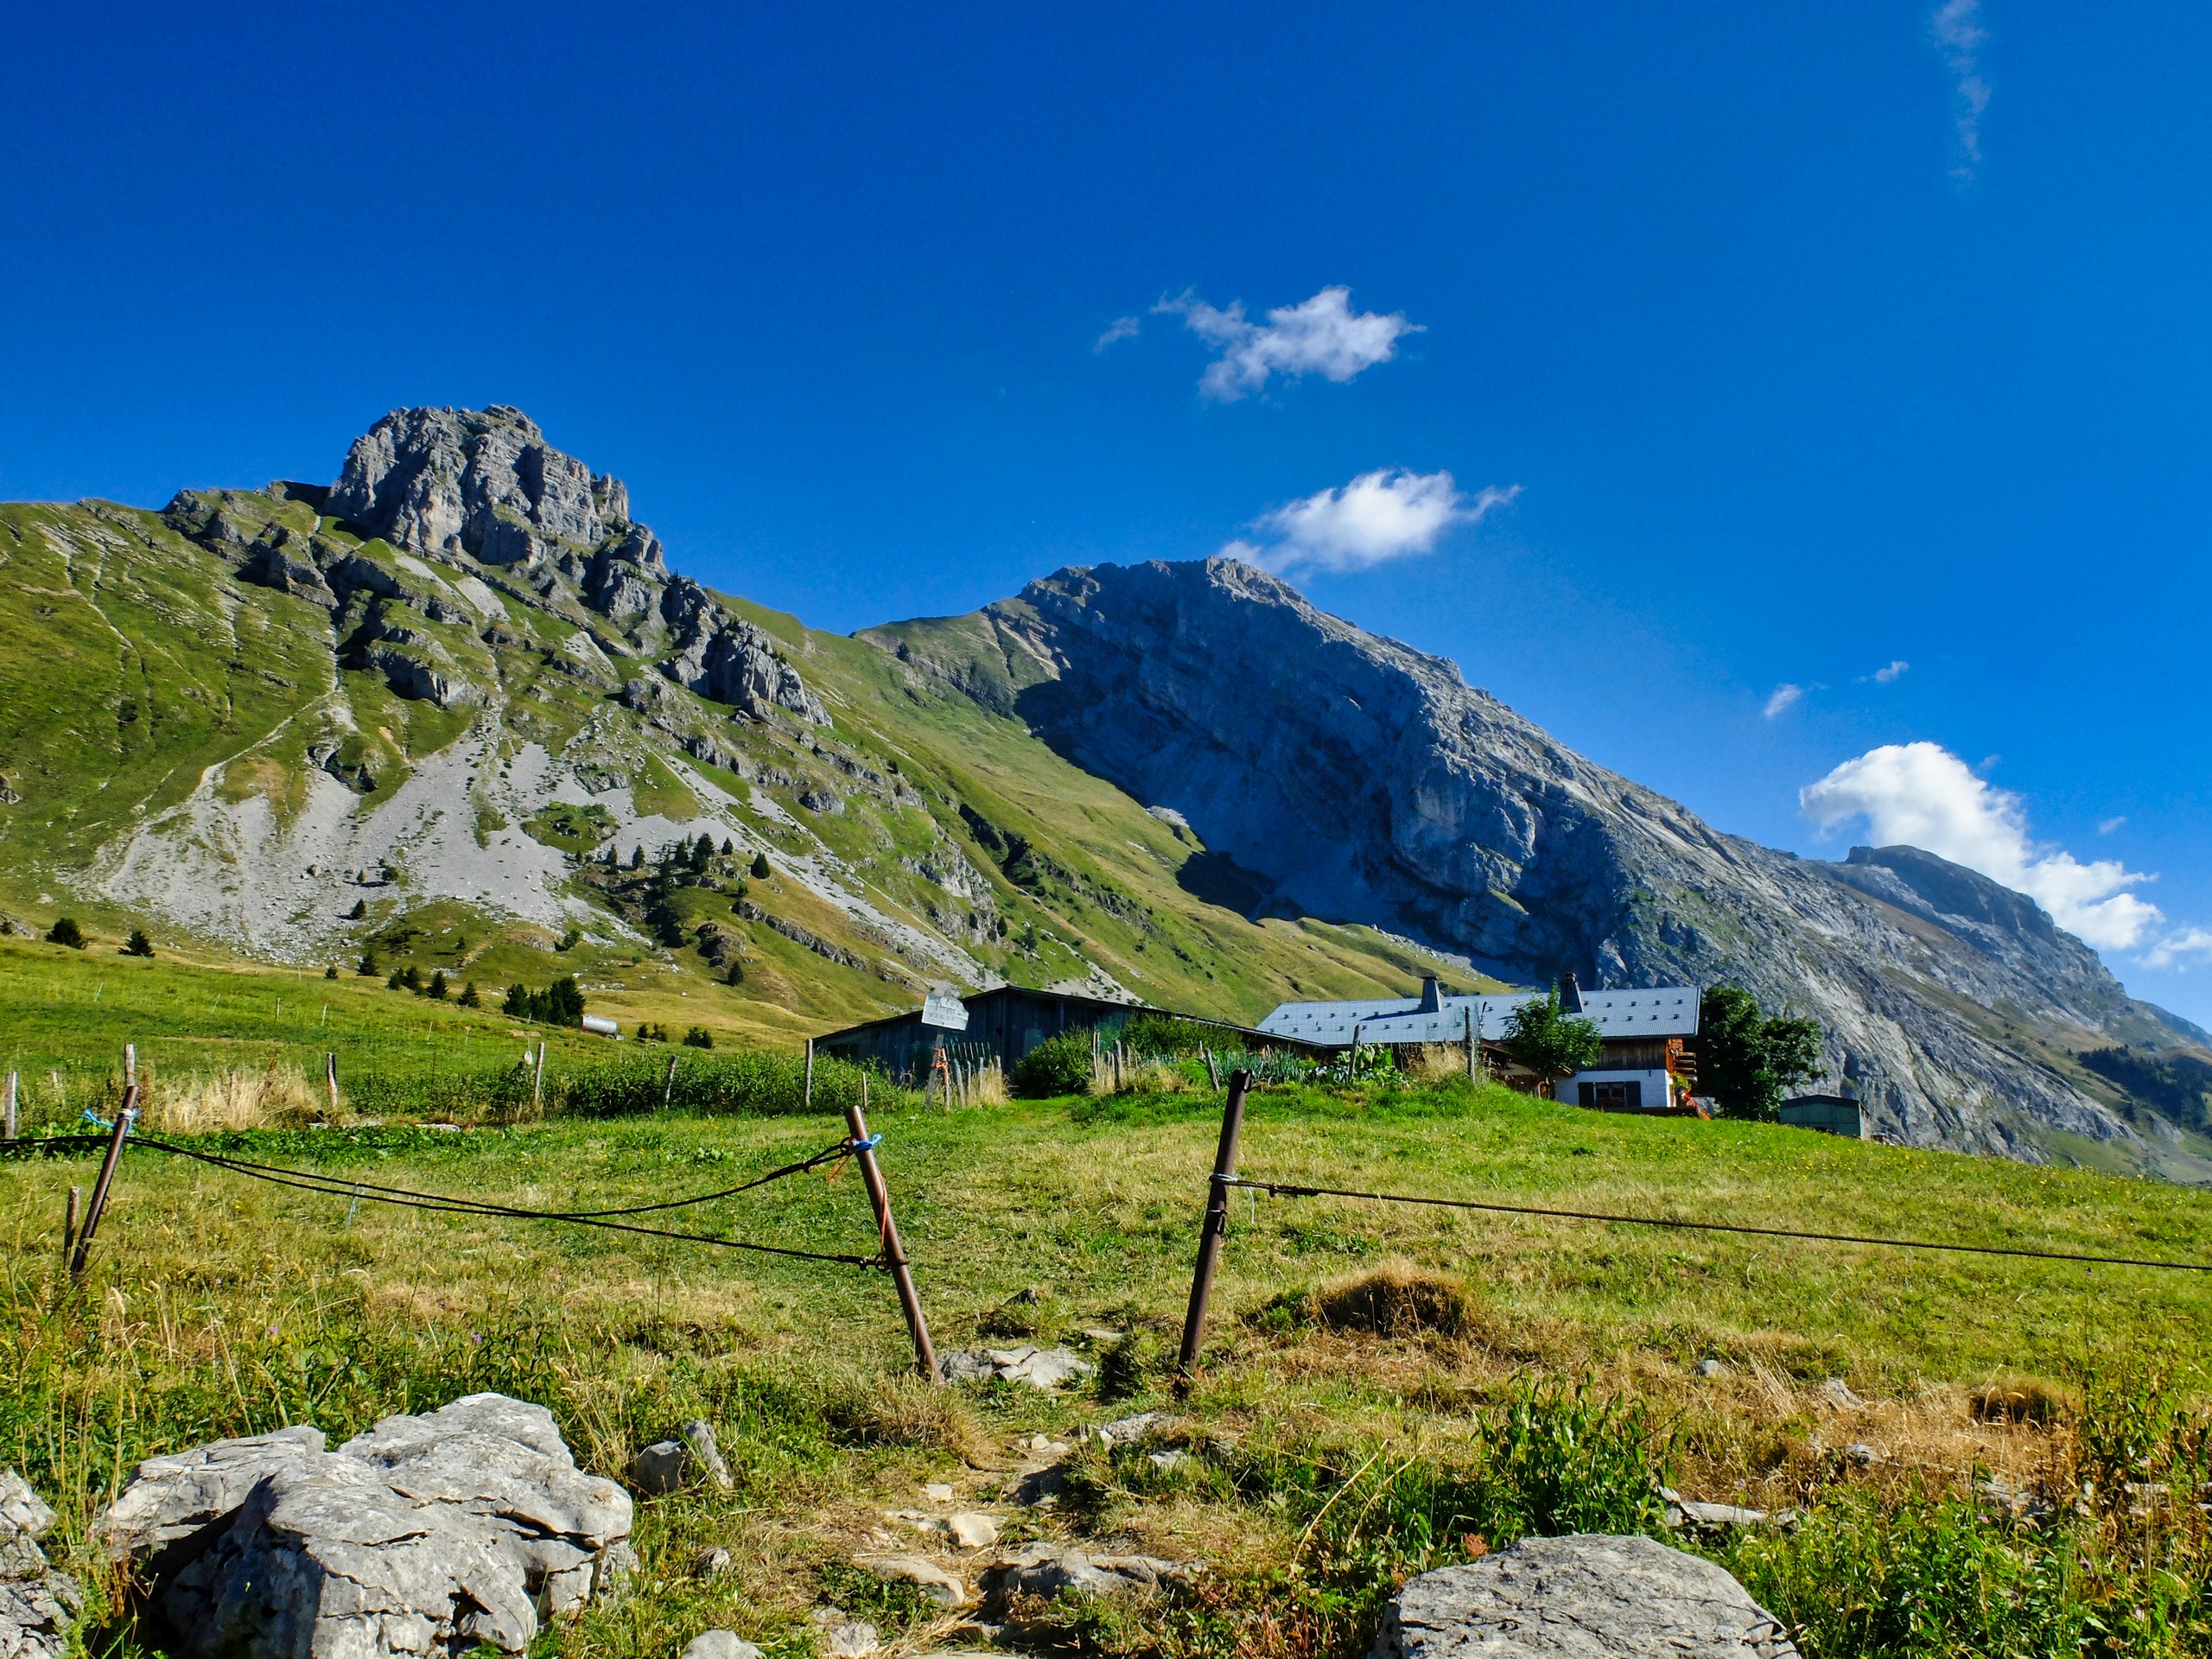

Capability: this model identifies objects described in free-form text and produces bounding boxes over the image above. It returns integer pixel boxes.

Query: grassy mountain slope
[0,491,1491,1059]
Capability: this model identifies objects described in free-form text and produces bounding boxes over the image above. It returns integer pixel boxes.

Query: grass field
[9,1071,2212,1656]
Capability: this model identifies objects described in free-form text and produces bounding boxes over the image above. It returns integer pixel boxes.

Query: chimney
[1417,975,1440,1014]
[1559,971,1583,1014]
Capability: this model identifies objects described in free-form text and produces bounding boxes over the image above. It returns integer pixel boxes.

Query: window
[1579,1080,1643,1110]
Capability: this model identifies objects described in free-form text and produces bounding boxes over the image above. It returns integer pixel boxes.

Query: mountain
[863,557,2212,1176]
[2,406,2205,1174]
[0,407,1483,1049]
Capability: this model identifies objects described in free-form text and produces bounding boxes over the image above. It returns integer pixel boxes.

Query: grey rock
[1374,1534,1800,1658]
[1668,1499,1772,1531]
[693,1546,734,1579]
[982,1541,1194,1606]
[1,1470,80,1659]
[810,1611,882,1657]
[942,1344,1096,1390]
[629,1420,734,1495]
[97,1393,632,1657]
[1091,1411,1162,1446]
[1697,1358,1726,1379]
[0,1474,55,1543]
[853,1552,969,1607]
[1818,1378,1866,1411]
[871,556,2207,1164]
[947,1513,1001,1549]
[1844,1442,1884,1466]
[683,1633,764,1659]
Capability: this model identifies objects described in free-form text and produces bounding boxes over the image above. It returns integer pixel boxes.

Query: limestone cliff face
[168,405,825,725]
[885,556,2200,1161]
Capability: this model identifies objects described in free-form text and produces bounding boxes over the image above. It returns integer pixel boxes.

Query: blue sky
[4,2,2209,1022]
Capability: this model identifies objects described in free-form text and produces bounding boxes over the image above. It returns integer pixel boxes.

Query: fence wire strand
[1221,1174,2212,1274]
[8,1130,887,1268]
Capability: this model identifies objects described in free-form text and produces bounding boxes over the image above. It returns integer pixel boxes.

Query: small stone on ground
[683,1634,763,1659]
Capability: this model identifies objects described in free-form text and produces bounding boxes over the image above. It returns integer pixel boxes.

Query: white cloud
[1094,315,1141,353]
[2145,928,2212,971]
[1931,0,1992,183]
[1800,741,2164,950]
[2098,816,2128,836]
[1764,684,1806,720]
[1873,659,1910,683]
[1224,468,1516,575]
[1156,285,1421,401]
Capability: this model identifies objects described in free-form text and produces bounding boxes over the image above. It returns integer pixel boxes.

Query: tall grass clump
[1719,1361,2212,1658]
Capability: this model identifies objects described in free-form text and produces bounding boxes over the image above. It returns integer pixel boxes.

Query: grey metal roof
[1256,986,1699,1047]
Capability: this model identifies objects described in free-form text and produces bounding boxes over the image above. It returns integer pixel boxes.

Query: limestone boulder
[1372,1534,1799,1659]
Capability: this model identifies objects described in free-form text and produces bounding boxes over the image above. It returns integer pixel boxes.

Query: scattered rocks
[809,1608,881,1656]
[948,1513,1001,1549]
[1843,1443,1884,1467]
[692,1546,734,1579]
[1818,1378,1866,1411]
[94,1392,632,1658]
[1087,1412,1164,1447]
[683,1634,762,1659]
[630,1420,734,1495]
[1696,1358,1726,1379]
[1,1470,79,1659]
[982,1541,1196,1606]
[923,1483,958,1503]
[854,1552,970,1607]
[1374,1534,1801,1658]
[1147,1451,1187,1472]
[941,1346,1096,1390]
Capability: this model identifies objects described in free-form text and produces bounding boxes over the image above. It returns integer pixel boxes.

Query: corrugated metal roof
[1256,986,1700,1047]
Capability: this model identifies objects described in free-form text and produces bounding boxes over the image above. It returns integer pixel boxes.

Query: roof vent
[1559,970,1584,1014]
[1417,975,1441,1014]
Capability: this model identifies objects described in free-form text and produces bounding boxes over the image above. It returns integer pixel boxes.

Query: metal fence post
[1177,1069,1252,1377]
[842,1099,939,1382]
[70,1087,138,1282]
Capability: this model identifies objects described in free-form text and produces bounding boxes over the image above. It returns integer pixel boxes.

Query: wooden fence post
[531,1041,545,1116]
[3,1071,16,1141]
[62,1186,81,1264]
[124,1044,136,1091]
[326,1052,340,1118]
[1464,1007,1477,1083]
[804,1038,815,1109]
[842,1098,939,1382]
[70,1086,139,1282]
[1176,1069,1252,1378]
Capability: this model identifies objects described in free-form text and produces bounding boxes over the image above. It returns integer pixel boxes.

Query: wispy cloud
[2145,927,2212,971]
[1764,684,1807,720]
[1872,659,1910,683]
[2098,816,2128,836]
[1156,285,1421,401]
[1800,741,2165,951]
[1094,315,1141,353]
[1931,0,1992,184]
[1223,468,1516,575]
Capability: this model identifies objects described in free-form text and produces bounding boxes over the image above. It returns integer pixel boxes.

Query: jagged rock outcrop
[162,405,824,724]
[872,556,2202,1160]
[1,1470,79,1659]
[95,1394,632,1659]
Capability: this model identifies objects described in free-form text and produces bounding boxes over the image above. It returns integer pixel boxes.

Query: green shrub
[1012,1031,1093,1097]
[121,929,155,958]
[1122,1014,1224,1058]
[44,918,84,949]
[683,1026,715,1049]
[504,976,584,1027]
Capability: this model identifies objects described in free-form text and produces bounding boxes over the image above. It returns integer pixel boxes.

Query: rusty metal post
[842,1099,938,1382]
[1177,1069,1251,1378]
[70,1087,138,1281]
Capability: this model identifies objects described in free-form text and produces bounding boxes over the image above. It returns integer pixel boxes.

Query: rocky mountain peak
[162,406,823,725]
[894,553,2205,1161]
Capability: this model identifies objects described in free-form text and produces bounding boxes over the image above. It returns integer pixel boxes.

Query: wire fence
[1219,1173,2212,1274]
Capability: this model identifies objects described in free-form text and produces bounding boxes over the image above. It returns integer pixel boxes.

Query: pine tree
[750,852,771,880]
[427,969,448,1000]
[121,928,156,957]
[629,844,645,870]
[45,918,84,949]
[358,950,380,976]
[457,981,481,1007]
